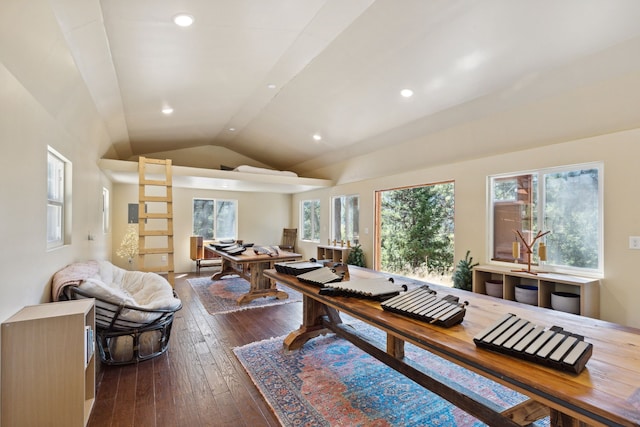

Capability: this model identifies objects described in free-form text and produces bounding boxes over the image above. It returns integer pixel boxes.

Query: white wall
[293,129,640,328]
[0,0,112,325]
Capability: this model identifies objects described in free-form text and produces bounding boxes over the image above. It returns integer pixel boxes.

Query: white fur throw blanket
[52,261,181,325]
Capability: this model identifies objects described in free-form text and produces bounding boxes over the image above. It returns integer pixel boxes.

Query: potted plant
[452,250,478,291]
[347,244,366,267]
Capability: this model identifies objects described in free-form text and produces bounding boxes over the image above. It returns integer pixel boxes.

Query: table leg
[387,334,405,359]
[283,296,340,350]
[236,261,289,305]
[211,258,236,280]
[549,409,595,427]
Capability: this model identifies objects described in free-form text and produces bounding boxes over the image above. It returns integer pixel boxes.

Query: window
[376,182,454,284]
[102,187,110,233]
[331,194,359,244]
[300,199,320,242]
[490,163,603,275]
[47,147,71,249]
[192,198,238,240]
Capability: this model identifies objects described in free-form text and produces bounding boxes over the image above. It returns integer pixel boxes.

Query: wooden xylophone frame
[473,313,593,374]
[381,285,468,328]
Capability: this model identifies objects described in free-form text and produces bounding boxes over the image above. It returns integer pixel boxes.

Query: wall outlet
[161,255,167,262]
[629,236,640,249]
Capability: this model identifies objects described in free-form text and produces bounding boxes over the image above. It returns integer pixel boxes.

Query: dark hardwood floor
[88,272,303,427]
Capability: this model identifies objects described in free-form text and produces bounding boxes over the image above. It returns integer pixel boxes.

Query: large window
[47,147,71,249]
[192,198,238,240]
[300,199,320,242]
[376,182,455,284]
[331,194,359,244]
[490,163,602,275]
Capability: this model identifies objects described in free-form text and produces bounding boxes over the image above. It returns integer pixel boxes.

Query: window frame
[488,162,603,277]
[300,199,320,242]
[192,198,238,241]
[330,194,360,244]
[47,146,71,250]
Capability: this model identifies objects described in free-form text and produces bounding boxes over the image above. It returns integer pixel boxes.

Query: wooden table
[264,267,640,427]
[205,246,301,305]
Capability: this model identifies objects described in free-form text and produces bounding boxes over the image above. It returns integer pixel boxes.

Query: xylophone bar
[473,313,593,374]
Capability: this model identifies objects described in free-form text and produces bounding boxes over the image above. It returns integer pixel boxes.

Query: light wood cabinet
[472,265,600,318]
[317,244,351,263]
[1,299,96,426]
[190,235,221,273]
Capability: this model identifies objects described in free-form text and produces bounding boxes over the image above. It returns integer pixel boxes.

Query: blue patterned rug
[234,318,550,426]
[188,276,303,315]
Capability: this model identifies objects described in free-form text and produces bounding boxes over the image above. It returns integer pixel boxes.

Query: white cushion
[78,261,181,325]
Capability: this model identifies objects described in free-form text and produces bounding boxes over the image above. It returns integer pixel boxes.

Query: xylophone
[318,277,408,301]
[296,266,346,286]
[381,285,468,327]
[274,260,324,276]
[473,313,593,374]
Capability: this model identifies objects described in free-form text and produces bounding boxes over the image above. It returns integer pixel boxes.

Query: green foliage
[452,250,479,291]
[379,183,454,277]
[347,244,366,267]
[543,169,599,269]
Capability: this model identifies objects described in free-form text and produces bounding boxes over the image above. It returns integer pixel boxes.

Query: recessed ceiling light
[173,14,194,27]
[312,134,322,141]
[267,84,276,89]
[228,127,236,132]
[162,107,174,115]
[400,89,414,98]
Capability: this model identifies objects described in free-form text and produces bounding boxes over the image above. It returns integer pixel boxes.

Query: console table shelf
[317,244,351,263]
[472,265,600,318]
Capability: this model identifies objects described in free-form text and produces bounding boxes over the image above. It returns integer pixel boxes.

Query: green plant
[347,244,366,267]
[452,250,478,291]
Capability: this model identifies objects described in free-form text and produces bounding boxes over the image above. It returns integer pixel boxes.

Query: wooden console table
[264,267,640,427]
[473,265,600,318]
[206,246,301,305]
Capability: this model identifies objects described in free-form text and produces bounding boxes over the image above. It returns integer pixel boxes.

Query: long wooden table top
[204,245,301,263]
[265,267,640,426]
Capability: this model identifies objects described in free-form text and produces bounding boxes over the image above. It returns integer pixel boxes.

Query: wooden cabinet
[190,235,205,260]
[190,235,221,273]
[317,244,351,263]
[472,265,600,318]
[1,299,95,426]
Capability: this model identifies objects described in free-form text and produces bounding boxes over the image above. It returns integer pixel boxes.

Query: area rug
[234,319,550,427]
[188,276,303,315]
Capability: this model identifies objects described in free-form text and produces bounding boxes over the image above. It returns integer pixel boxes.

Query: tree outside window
[331,195,359,244]
[193,198,237,240]
[377,182,454,284]
[301,199,320,242]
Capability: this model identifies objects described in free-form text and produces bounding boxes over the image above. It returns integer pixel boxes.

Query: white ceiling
[53,0,640,174]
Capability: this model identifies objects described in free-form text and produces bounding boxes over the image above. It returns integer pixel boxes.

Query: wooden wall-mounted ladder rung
[138,157,174,286]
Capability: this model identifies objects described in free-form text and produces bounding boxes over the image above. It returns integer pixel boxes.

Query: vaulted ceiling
[53,0,640,175]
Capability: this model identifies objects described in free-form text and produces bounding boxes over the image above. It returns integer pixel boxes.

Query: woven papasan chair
[52,260,182,365]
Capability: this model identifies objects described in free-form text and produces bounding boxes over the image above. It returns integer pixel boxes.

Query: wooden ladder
[137,157,174,286]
